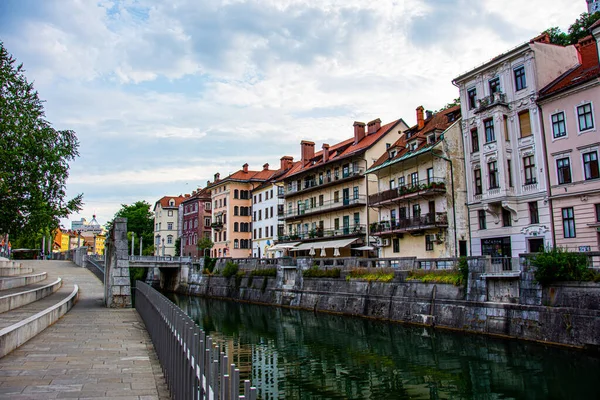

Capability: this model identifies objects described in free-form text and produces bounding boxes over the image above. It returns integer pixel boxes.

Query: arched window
[234,206,239,216]
[234,239,239,249]
[234,222,239,232]
[234,189,239,199]
[167,235,173,244]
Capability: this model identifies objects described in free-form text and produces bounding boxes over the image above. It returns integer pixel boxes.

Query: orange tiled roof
[155,195,187,209]
[370,105,461,171]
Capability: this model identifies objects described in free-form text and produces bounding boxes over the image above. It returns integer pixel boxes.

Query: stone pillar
[104,218,132,308]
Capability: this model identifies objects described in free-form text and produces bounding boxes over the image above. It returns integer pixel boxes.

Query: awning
[353,246,375,251]
[266,242,301,251]
[290,238,358,251]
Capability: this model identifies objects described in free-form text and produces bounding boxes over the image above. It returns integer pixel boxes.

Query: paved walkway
[0,261,170,399]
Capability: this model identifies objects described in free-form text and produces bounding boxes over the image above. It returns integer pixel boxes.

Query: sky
[0,0,584,227]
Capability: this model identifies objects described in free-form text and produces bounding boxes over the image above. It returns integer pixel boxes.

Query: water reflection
[167,293,600,400]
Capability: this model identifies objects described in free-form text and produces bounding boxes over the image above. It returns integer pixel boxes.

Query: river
[167,293,600,399]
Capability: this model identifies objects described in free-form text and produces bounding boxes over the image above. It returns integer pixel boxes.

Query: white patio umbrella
[333,247,341,257]
[320,247,327,257]
[309,246,316,256]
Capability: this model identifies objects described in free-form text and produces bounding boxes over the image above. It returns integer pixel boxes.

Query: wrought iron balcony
[211,221,223,230]
[284,167,365,197]
[370,212,448,235]
[283,195,367,220]
[368,178,446,206]
[475,92,507,113]
[278,224,366,242]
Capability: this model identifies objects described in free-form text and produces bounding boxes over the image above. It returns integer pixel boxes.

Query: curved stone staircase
[0,258,79,357]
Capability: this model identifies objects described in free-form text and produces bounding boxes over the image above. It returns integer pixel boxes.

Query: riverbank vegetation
[346,267,394,282]
[530,247,600,284]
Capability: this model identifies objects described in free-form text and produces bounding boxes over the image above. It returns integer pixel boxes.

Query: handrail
[129,256,192,263]
[284,195,367,218]
[135,281,257,400]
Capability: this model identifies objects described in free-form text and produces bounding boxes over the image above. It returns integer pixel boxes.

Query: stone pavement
[0,261,170,399]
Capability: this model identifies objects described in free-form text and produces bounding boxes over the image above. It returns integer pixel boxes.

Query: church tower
[588,0,600,13]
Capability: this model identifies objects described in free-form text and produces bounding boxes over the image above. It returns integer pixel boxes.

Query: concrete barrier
[0,272,47,290]
[0,278,63,313]
[0,261,21,269]
[0,285,79,358]
[0,267,34,277]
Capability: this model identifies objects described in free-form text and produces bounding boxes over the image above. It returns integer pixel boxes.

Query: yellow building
[277,118,409,257]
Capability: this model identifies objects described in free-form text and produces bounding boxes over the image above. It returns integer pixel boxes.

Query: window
[270,206,273,218]
[399,207,407,220]
[412,204,421,218]
[204,217,210,226]
[583,151,599,180]
[234,222,239,232]
[529,201,539,224]
[578,103,594,131]
[467,87,477,110]
[502,208,512,227]
[514,66,526,91]
[474,168,482,195]
[234,206,239,216]
[205,202,211,210]
[259,193,262,202]
[552,112,566,138]
[253,229,256,239]
[410,172,419,187]
[425,235,434,251]
[353,186,359,199]
[489,77,500,94]
[258,210,262,220]
[596,204,600,222]
[168,210,173,217]
[253,211,256,221]
[167,235,173,244]
[334,191,339,203]
[484,119,495,143]
[392,238,400,253]
[234,189,239,199]
[234,239,239,249]
[478,210,486,230]
[258,228,262,239]
[507,160,513,187]
[488,161,499,189]
[427,168,434,184]
[319,195,324,206]
[556,158,572,184]
[389,179,396,190]
[519,110,532,138]
[334,218,340,231]
[471,128,479,152]
[523,155,536,184]
[504,115,510,141]
[353,212,360,226]
[562,207,576,238]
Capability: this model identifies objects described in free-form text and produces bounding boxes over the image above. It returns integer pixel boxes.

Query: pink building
[180,188,212,259]
[539,25,600,251]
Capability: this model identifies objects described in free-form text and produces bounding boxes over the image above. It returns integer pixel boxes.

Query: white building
[252,181,285,258]
[453,34,579,258]
[588,0,600,13]
[153,195,187,256]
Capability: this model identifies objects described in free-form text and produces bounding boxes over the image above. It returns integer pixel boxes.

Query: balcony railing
[368,178,446,206]
[278,224,366,242]
[285,167,365,196]
[475,92,507,113]
[211,221,223,230]
[370,212,448,234]
[284,195,367,220]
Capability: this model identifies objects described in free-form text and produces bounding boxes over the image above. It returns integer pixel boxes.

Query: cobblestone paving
[0,261,170,399]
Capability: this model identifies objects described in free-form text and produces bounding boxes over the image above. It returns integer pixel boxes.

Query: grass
[303,266,341,278]
[406,269,464,286]
[250,268,277,277]
[346,267,395,282]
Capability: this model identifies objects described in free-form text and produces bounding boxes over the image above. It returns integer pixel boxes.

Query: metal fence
[84,255,105,282]
[135,281,257,400]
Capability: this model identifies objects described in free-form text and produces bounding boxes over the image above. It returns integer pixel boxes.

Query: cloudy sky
[0,0,583,227]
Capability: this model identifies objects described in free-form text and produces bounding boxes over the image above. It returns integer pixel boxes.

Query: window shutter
[519,111,532,137]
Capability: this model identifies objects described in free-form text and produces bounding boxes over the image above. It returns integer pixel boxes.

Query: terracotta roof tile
[155,195,188,209]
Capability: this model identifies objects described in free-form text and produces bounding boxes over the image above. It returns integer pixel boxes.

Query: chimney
[207,180,210,186]
[367,118,381,135]
[353,121,366,144]
[416,106,425,130]
[576,35,599,68]
[280,156,294,170]
[322,143,330,163]
[301,141,315,164]
[185,194,190,198]
[425,110,433,120]
[263,163,269,171]
[214,173,220,181]
[243,163,249,173]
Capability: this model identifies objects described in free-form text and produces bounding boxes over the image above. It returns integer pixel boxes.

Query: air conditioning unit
[381,238,390,246]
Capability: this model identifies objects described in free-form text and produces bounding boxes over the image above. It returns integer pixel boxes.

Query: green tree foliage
[197,236,214,255]
[111,201,154,255]
[531,247,593,285]
[0,42,82,236]
[545,12,600,46]
[434,98,460,113]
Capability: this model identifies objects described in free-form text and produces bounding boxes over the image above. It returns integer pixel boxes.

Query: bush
[457,257,469,287]
[204,256,217,273]
[346,267,394,282]
[531,247,592,284]
[250,268,277,277]
[303,266,341,278]
[222,261,239,278]
[407,269,463,286]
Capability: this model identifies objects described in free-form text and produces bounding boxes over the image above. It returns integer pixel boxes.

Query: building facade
[366,105,469,259]
[539,29,600,251]
[153,195,186,256]
[181,188,212,259]
[277,118,409,257]
[453,34,579,258]
[252,180,285,258]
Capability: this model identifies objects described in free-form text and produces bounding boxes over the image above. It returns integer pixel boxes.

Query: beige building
[276,118,409,257]
[366,105,469,259]
[153,195,187,256]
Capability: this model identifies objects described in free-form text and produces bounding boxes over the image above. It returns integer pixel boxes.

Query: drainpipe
[432,152,458,258]
[363,158,370,251]
[538,103,555,248]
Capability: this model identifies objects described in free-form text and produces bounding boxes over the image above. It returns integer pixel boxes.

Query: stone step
[0,277,63,313]
[0,272,47,290]
[0,266,34,276]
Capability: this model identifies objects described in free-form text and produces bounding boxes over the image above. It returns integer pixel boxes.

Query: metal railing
[370,213,448,234]
[129,256,192,263]
[368,177,446,205]
[84,255,105,282]
[278,224,366,242]
[285,168,365,196]
[283,195,367,219]
[135,281,257,400]
[475,92,507,113]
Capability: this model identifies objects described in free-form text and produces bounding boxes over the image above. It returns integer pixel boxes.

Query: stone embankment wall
[163,259,600,350]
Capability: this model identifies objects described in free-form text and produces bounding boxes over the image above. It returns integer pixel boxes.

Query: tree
[0,42,82,236]
[111,201,154,255]
[197,236,214,257]
[545,12,600,46]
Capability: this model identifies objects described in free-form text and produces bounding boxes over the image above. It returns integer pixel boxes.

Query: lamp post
[93,234,97,255]
[131,232,135,257]
[139,236,143,256]
[162,238,165,257]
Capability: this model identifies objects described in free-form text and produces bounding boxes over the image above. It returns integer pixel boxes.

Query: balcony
[475,92,508,113]
[368,178,446,206]
[277,187,285,199]
[285,167,365,197]
[211,221,223,230]
[278,224,366,242]
[370,212,448,235]
[283,195,367,221]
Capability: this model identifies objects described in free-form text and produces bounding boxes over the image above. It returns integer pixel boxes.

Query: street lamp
[93,234,97,255]
[162,238,165,257]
